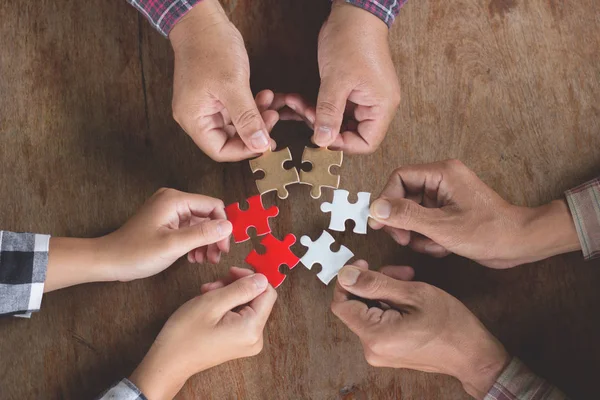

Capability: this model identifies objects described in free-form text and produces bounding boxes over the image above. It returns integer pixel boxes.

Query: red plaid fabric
[565,177,600,260]
[129,0,406,37]
[485,358,568,400]
[345,0,406,27]
[126,0,203,37]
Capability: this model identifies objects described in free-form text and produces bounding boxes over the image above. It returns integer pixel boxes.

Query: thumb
[337,266,416,308]
[175,219,232,253]
[370,198,445,238]
[223,89,271,153]
[314,77,352,147]
[210,273,270,316]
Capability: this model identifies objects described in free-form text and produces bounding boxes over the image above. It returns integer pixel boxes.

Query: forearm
[44,237,114,293]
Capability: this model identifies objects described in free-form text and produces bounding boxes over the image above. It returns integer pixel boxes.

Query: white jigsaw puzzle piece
[320,190,371,234]
[300,230,354,285]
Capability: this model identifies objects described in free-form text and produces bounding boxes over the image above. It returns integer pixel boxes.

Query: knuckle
[362,274,388,295]
[232,108,261,131]
[405,281,431,303]
[393,200,418,227]
[153,187,170,197]
[159,187,179,199]
[210,151,228,163]
[316,101,341,117]
[444,158,464,170]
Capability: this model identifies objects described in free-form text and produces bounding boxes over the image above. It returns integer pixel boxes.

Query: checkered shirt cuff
[565,177,600,260]
[0,231,50,318]
[345,0,407,28]
[485,358,568,400]
[126,0,204,37]
[97,379,148,400]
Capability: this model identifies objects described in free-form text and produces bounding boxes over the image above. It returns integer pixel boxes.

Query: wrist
[169,0,229,50]
[516,199,581,262]
[129,346,190,400]
[330,0,390,34]
[454,333,510,400]
[44,237,113,292]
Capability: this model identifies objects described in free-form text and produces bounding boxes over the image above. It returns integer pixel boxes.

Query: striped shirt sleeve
[485,358,569,400]
[0,231,50,318]
[97,379,148,400]
[565,177,600,260]
[126,0,203,37]
[345,0,407,28]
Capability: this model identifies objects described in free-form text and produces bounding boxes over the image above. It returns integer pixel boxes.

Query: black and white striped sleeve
[0,231,50,318]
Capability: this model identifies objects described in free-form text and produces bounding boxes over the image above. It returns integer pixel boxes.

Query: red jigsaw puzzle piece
[225,195,279,243]
[245,234,300,288]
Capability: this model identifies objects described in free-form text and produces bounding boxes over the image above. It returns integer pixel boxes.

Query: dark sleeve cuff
[0,231,50,318]
[126,0,204,37]
[344,0,407,28]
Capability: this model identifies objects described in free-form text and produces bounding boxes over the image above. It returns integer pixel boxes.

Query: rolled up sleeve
[0,231,50,318]
[126,0,203,37]
[565,177,600,260]
[485,358,568,400]
[344,0,407,28]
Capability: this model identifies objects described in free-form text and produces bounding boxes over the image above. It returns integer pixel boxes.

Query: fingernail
[253,274,269,290]
[372,199,392,219]
[217,221,232,236]
[338,266,360,286]
[307,115,315,124]
[251,130,269,149]
[316,126,332,143]
[425,243,446,254]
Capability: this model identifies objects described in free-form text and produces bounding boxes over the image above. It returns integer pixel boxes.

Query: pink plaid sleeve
[485,358,568,400]
[126,0,203,37]
[345,0,407,27]
[565,177,600,260]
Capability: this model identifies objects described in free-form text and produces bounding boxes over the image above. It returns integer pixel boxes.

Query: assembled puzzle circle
[225,146,372,288]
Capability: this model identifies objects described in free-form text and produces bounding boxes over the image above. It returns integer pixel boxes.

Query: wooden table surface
[1,1,599,399]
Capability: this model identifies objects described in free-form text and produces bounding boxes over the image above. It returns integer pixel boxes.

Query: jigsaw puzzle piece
[249,148,300,199]
[320,190,371,234]
[245,233,300,288]
[300,231,354,285]
[299,147,343,199]
[225,195,279,243]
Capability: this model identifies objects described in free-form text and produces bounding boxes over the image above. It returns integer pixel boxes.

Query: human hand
[101,188,232,281]
[331,261,509,400]
[169,0,273,162]
[129,268,277,399]
[313,1,400,153]
[44,188,232,292]
[368,160,581,268]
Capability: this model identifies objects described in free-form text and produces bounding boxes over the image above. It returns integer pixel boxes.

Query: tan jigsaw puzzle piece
[299,147,343,199]
[249,148,299,199]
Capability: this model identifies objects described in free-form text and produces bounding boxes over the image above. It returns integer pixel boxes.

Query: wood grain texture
[0,0,599,399]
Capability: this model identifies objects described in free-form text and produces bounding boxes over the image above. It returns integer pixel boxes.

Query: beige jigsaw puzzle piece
[249,148,300,199]
[299,147,343,199]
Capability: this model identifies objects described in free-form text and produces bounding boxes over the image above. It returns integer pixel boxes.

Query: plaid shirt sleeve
[126,0,203,37]
[0,231,50,318]
[97,379,147,400]
[344,0,407,28]
[485,358,569,400]
[565,177,600,260]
